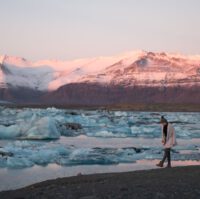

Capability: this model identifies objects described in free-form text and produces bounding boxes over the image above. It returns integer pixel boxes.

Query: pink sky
[0,0,200,60]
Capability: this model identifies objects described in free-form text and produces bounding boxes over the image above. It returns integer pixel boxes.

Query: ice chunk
[0,109,62,140]
[0,125,21,139]
[25,117,60,140]
[68,148,117,165]
[30,149,58,165]
[114,111,127,117]
[16,109,33,119]
[0,157,7,168]
[88,130,127,138]
[7,157,34,168]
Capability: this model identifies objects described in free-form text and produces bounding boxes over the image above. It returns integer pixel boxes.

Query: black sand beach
[0,166,199,199]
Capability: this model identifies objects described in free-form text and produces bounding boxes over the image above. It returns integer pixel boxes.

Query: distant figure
[156,116,177,168]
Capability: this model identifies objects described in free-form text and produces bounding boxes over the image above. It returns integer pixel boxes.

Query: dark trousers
[161,148,171,166]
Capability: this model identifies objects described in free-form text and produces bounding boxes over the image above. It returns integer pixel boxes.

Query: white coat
[162,123,177,148]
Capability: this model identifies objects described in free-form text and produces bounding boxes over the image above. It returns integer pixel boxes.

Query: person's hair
[160,116,168,124]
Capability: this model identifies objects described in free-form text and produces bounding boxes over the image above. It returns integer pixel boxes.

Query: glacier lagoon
[0,107,199,190]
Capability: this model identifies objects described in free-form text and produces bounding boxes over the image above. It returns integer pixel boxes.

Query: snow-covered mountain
[1,51,200,91]
[0,51,200,104]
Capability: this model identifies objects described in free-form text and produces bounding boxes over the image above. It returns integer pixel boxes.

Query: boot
[156,161,163,167]
[166,163,171,168]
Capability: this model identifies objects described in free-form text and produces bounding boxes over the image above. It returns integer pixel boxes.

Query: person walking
[156,116,177,168]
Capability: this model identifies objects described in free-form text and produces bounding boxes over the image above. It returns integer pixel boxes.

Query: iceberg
[0,115,60,140]
[25,117,60,140]
[7,157,34,168]
[0,125,21,139]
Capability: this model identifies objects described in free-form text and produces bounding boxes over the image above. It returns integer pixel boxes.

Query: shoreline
[1,159,199,192]
[1,103,200,112]
[0,165,200,199]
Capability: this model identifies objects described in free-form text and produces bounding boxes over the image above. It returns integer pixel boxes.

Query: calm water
[0,107,199,190]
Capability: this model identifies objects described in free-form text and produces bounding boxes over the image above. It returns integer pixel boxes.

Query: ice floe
[0,107,199,169]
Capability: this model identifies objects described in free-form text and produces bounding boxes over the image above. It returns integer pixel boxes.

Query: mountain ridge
[0,50,200,105]
[1,50,200,90]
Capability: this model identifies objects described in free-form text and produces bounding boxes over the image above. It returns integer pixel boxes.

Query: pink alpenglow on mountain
[0,51,200,104]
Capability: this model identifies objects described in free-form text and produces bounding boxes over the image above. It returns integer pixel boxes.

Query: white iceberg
[0,115,61,140]
[25,117,60,140]
[0,125,21,139]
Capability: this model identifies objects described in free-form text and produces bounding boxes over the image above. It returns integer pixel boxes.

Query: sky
[0,0,200,61]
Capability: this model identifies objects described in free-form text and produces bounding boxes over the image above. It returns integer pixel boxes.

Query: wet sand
[0,165,199,199]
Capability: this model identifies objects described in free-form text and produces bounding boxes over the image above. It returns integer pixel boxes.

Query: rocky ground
[0,166,199,199]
